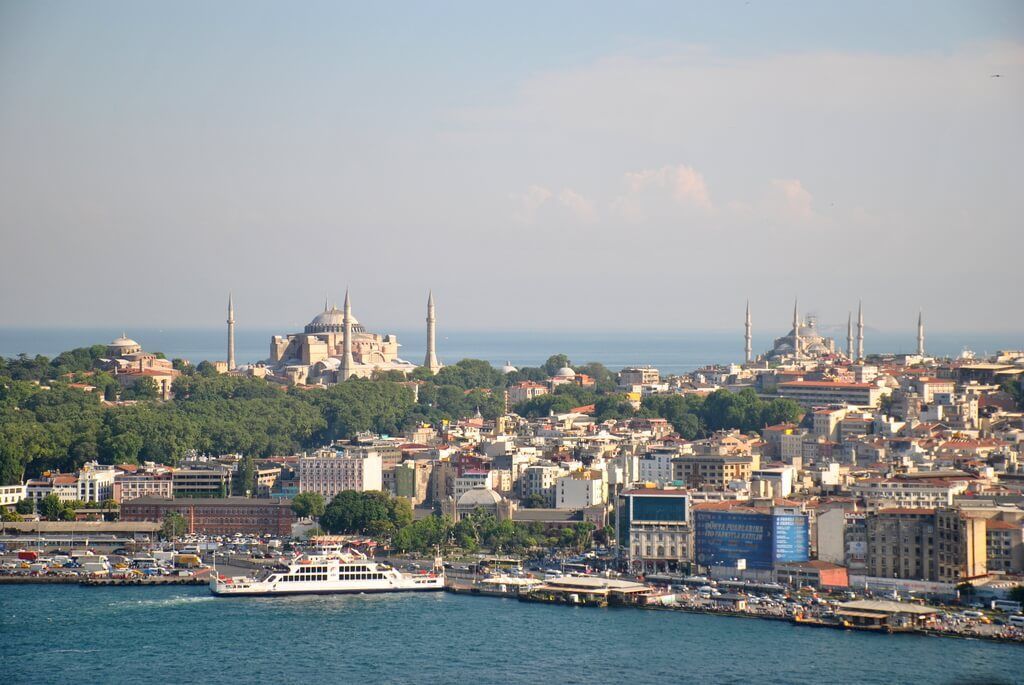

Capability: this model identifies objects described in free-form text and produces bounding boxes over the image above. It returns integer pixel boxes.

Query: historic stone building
[262,290,439,385]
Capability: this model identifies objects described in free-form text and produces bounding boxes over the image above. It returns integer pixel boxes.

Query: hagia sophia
[231,290,442,386]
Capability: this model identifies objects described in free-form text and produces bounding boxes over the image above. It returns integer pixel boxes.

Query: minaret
[846,312,854,360]
[792,298,801,359]
[856,300,865,361]
[917,310,925,356]
[226,292,236,371]
[340,289,354,380]
[744,300,752,363]
[423,290,442,374]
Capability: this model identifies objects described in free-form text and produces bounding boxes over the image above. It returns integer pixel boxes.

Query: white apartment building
[454,470,499,501]
[507,381,549,405]
[812,408,848,441]
[0,484,26,508]
[779,429,809,463]
[26,474,79,503]
[298,449,383,499]
[619,367,660,387]
[852,478,970,511]
[556,470,605,509]
[520,463,565,507]
[638,450,676,485]
[751,466,796,498]
[114,470,174,503]
[77,462,117,503]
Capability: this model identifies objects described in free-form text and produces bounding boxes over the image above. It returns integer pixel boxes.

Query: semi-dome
[554,366,576,378]
[501,361,518,374]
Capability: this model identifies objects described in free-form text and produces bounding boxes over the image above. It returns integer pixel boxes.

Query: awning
[838,611,887,619]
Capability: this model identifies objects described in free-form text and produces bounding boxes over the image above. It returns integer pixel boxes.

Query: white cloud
[510,184,553,222]
[611,164,712,221]
[511,184,596,223]
[557,188,596,221]
[771,178,814,220]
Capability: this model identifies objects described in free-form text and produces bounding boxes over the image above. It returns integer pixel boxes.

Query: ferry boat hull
[210,544,444,597]
[210,576,444,596]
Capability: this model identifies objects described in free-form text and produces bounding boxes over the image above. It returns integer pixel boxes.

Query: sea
[1,585,1020,684]
[1,328,1021,376]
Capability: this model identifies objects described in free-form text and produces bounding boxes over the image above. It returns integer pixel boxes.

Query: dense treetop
[0,349,802,485]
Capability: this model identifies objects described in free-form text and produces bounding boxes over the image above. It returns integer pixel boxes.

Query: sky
[0,1,1022,336]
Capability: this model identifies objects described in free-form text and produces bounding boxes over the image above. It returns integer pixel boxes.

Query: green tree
[2,509,20,522]
[38,493,65,520]
[291,492,326,519]
[542,354,571,376]
[319,490,414,535]
[123,377,159,401]
[161,511,187,539]
[521,493,548,509]
[235,455,256,496]
[15,498,34,515]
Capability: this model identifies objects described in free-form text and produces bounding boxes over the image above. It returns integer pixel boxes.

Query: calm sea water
[0,585,1020,684]
[1,328,1021,376]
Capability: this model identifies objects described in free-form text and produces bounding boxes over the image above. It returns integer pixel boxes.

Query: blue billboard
[695,511,774,569]
[694,510,808,570]
[773,515,809,563]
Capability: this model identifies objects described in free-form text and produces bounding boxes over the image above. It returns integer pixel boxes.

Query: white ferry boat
[210,544,444,597]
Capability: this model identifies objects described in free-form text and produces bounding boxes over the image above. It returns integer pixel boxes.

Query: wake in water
[106,595,216,610]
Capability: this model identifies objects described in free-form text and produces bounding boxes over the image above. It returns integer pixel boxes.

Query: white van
[1008,614,1024,627]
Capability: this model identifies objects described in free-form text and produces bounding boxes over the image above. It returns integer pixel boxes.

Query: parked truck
[173,553,202,569]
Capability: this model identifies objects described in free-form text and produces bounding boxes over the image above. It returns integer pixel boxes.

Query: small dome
[554,366,576,378]
[457,486,502,508]
[110,336,139,348]
[501,361,518,374]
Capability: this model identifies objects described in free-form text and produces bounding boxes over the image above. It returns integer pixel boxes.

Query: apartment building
[297,449,384,499]
[672,454,753,490]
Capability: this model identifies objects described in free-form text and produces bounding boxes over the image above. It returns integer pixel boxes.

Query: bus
[991,599,1023,614]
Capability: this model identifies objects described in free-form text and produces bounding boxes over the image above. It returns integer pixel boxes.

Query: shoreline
[5,573,1022,646]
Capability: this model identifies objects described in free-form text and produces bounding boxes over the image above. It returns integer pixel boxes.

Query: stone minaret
[856,300,865,361]
[424,290,442,374]
[792,298,801,359]
[227,292,236,371]
[846,312,854,359]
[341,289,354,380]
[917,310,925,357]
[744,300,752,363]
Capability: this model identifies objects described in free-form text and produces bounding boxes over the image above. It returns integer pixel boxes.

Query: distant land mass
[1,328,1020,375]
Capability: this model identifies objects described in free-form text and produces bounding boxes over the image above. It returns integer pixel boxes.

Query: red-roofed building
[778,380,887,408]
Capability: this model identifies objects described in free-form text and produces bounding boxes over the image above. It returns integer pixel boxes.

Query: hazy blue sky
[1,1,1022,335]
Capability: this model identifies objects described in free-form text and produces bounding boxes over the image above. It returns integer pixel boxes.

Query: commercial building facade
[864,508,987,583]
[617,489,691,571]
[121,496,295,536]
